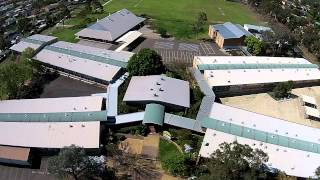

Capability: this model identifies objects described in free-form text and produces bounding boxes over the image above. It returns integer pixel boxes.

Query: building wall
[208,26,246,49]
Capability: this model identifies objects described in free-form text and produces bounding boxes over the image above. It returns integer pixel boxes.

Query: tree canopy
[200,141,269,180]
[127,48,166,76]
[48,145,108,180]
[273,81,294,99]
[192,11,208,38]
[245,36,263,55]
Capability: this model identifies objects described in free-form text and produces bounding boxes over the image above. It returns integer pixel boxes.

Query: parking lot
[133,38,226,64]
[0,158,56,180]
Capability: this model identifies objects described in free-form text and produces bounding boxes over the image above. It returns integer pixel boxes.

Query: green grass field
[44,0,260,42]
[104,0,260,39]
[159,139,181,163]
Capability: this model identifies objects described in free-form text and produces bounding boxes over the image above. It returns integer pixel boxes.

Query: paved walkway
[141,134,160,159]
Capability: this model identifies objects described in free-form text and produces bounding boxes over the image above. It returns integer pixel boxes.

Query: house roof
[76,9,145,41]
[123,75,190,108]
[212,22,252,39]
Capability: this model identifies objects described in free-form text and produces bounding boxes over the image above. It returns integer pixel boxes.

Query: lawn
[104,0,260,40]
[159,139,181,163]
[43,0,260,42]
[49,27,81,43]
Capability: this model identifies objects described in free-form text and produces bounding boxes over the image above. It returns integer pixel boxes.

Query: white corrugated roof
[28,34,57,42]
[0,96,103,113]
[200,129,320,178]
[194,56,311,65]
[9,34,57,53]
[35,48,122,82]
[209,103,320,144]
[10,41,41,53]
[204,68,320,87]
[0,121,100,148]
[305,106,320,118]
[123,75,190,108]
[302,95,317,105]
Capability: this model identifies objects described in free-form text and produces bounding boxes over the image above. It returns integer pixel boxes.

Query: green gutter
[22,38,45,45]
[0,111,107,122]
[202,117,320,154]
[44,45,128,68]
[197,63,319,71]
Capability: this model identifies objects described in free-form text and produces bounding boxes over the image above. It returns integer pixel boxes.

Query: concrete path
[141,134,160,159]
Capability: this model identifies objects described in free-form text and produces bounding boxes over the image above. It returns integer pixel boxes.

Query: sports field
[44,0,260,42]
[104,0,260,39]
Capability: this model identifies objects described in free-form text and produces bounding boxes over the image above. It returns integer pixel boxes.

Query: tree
[48,145,107,180]
[200,141,269,180]
[90,0,104,13]
[21,47,35,59]
[127,48,166,76]
[315,166,320,178]
[0,33,6,50]
[17,17,30,34]
[192,12,208,38]
[273,81,294,99]
[245,36,263,55]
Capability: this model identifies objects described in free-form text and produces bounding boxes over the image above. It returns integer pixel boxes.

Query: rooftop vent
[150,88,154,91]
[153,93,159,97]
[156,82,161,85]
[81,124,85,127]
[159,88,164,92]
[69,125,73,128]
[161,77,165,81]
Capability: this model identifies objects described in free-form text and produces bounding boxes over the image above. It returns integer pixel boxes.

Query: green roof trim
[202,117,320,154]
[0,111,107,122]
[22,38,45,45]
[44,45,127,68]
[197,63,319,71]
[143,103,165,126]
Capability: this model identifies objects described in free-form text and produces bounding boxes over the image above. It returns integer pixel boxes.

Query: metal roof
[244,24,272,33]
[202,117,320,154]
[0,111,107,122]
[9,34,57,53]
[0,121,100,148]
[164,113,203,133]
[0,146,30,162]
[123,75,190,108]
[200,129,320,178]
[143,103,165,126]
[44,41,132,68]
[197,63,318,70]
[76,9,145,41]
[212,22,252,39]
